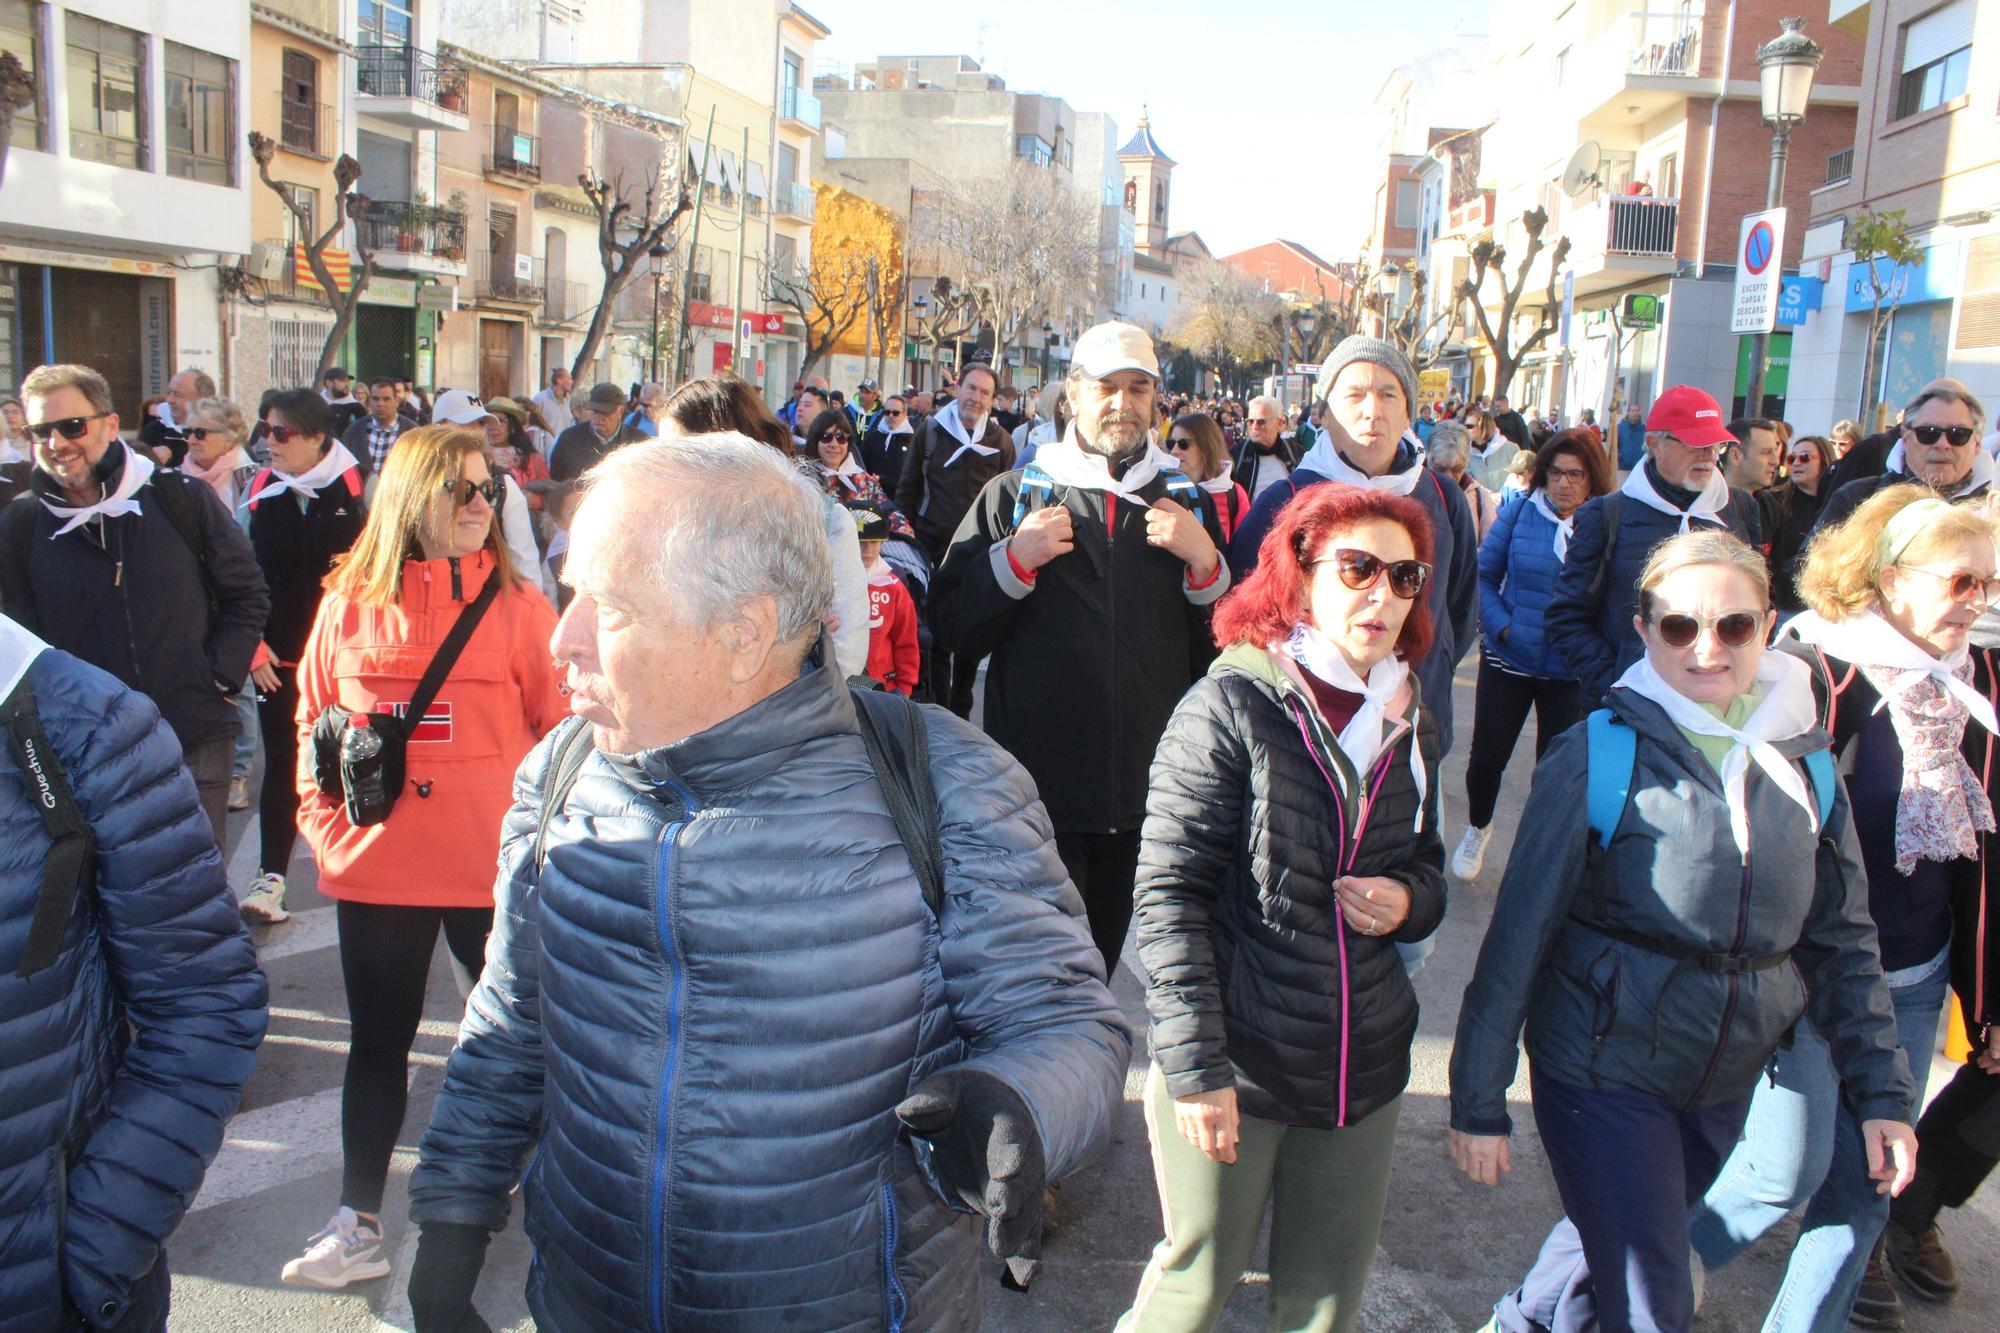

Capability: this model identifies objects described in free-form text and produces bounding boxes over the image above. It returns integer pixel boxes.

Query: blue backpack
[1584,708,1837,848]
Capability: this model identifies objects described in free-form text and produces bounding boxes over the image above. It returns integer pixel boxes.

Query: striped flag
[294,244,354,293]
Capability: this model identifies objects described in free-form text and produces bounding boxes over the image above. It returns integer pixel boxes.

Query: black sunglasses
[1905,424,1976,447]
[819,430,853,444]
[184,427,221,442]
[440,477,504,508]
[30,412,109,441]
[1316,549,1431,600]
[1651,611,1764,649]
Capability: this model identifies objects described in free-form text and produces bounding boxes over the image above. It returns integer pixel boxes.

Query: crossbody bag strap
[852,688,944,916]
[4,680,97,977]
[397,566,504,740]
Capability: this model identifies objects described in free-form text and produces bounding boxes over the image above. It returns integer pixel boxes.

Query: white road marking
[192,1071,416,1215]
[247,905,339,963]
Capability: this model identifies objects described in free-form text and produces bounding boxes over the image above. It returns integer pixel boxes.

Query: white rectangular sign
[1731,208,1787,335]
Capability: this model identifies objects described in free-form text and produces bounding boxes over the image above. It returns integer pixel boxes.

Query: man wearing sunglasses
[0,363,270,848]
[1816,378,1992,536]
[139,367,215,468]
[859,393,916,490]
[1232,394,1304,504]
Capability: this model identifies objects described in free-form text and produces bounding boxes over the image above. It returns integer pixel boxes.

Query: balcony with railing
[476,251,545,305]
[1824,147,1854,186]
[1573,9,1713,127]
[1565,194,1681,291]
[358,200,468,273]
[780,85,822,132]
[355,44,472,132]
[1628,10,1702,77]
[486,130,540,182]
[773,181,815,222]
[543,278,593,325]
[277,94,335,160]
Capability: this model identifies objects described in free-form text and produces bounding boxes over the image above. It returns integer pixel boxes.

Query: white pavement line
[260,1031,452,1066]
[191,1070,417,1214]
[375,1223,423,1332]
[249,906,338,964]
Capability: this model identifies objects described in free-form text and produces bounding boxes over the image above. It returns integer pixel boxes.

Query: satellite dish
[1562,141,1604,197]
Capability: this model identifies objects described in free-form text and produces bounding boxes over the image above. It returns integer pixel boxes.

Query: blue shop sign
[1844,240,1958,313]
[1775,276,1822,327]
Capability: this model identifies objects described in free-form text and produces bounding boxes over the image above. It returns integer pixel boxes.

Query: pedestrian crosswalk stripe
[192,1071,416,1215]
[248,906,338,964]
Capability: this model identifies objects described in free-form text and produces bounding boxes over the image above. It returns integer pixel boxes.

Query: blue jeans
[1686,949,1947,1333]
[231,675,258,782]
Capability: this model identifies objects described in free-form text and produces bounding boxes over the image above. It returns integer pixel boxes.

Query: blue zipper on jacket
[647,782,694,1333]
[881,1180,907,1331]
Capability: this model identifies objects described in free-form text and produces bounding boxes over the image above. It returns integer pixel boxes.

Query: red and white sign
[388,700,454,743]
[1730,208,1786,336]
[741,311,785,336]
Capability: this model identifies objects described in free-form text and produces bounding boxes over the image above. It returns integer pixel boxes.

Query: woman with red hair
[1118,484,1446,1332]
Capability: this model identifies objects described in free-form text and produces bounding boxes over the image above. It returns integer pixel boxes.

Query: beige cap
[1070,321,1160,380]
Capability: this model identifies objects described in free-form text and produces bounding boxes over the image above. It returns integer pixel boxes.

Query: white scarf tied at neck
[1197,460,1236,496]
[1296,429,1427,497]
[1884,439,1999,497]
[1613,648,1822,860]
[1529,488,1575,562]
[1031,425,1176,502]
[40,442,155,537]
[821,450,867,494]
[935,400,996,469]
[1621,458,1731,531]
[1281,623,1426,831]
[244,441,360,507]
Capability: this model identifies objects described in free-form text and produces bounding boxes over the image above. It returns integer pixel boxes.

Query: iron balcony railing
[1825,147,1854,186]
[278,94,335,159]
[356,43,469,111]
[1628,10,1702,77]
[543,279,592,324]
[1604,196,1679,257]
[476,251,545,304]
[487,129,540,180]
[358,200,467,262]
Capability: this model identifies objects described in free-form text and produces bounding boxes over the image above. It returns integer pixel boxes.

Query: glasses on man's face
[1314,548,1432,600]
[1650,610,1764,649]
[1897,565,2000,605]
[29,412,109,442]
[885,409,905,418]
[1905,424,1976,447]
[1547,466,1588,485]
[1249,416,1279,428]
[440,477,503,508]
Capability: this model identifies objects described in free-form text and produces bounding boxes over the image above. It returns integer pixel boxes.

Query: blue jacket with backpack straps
[409,659,1130,1331]
[1477,492,1576,680]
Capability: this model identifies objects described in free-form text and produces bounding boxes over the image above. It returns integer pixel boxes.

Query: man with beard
[929,322,1227,978]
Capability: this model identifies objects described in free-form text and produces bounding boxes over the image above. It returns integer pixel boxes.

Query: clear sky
[807,0,1487,262]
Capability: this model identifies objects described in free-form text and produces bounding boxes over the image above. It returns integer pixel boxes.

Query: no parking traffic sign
[1731,208,1786,335]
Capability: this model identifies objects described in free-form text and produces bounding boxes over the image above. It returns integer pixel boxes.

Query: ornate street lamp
[1745,17,1824,418]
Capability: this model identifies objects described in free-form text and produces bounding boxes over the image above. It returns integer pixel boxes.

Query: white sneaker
[1451,825,1494,880]
[280,1206,391,1288]
[240,873,290,924]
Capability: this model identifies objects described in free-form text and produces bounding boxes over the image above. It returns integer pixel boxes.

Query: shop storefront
[0,243,178,415]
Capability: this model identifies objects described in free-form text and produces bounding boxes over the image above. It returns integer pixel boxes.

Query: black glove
[895,1066,1046,1288]
[407,1222,494,1333]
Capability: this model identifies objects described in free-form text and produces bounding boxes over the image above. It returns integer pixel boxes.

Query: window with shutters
[1895,0,1972,119]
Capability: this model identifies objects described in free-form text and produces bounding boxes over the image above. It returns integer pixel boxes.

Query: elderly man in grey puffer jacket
[404,433,1130,1332]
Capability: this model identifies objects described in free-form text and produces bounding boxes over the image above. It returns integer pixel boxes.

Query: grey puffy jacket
[409,662,1129,1331]
[1449,686,1913,1135]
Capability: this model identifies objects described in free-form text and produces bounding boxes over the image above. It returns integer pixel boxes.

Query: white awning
[745,160,768,199]
[718,148,740,195]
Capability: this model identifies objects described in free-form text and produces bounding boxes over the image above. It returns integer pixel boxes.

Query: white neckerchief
[1031,426,1174,501]
[1528,489,1575,562]
[1787,608,2000,736]
[0,438,26,466]
[40,442,155,537]
[1471,434,1508,459]
[1297,429,1427,497]
[244,441,360,507]
[1884,440,1998,498]
[819,452,867,495]
[936,400,996,468]
[1197,460,1235,496]
[1612,648,1822,859]
[0,612,47,700]
[1621,458,1731,531]
[1281,624,1426,829]
[882,416,913,438]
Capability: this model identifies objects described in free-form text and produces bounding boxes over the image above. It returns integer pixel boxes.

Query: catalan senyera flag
[294,244,354,293]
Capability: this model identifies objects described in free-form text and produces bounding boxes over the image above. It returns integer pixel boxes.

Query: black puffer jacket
[1134,643,1446,1129]
[246,464,366,662]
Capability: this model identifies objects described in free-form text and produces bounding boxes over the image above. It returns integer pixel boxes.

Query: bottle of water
[341,714,392,825]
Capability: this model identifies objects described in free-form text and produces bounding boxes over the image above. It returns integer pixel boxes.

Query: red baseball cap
[1646,385,1736,448]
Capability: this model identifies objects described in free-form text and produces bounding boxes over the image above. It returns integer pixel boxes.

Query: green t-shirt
[1680,684,1765,773]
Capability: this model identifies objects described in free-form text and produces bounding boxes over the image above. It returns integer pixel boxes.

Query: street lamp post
[647,240,670,383]
[911,292,930,390]
[1295,309,1318,405]
[1744,17,1824,420]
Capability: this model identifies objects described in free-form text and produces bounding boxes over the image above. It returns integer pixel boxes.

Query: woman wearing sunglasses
[284,424,565,1290]
[178,395,260,515]
[1683,488,2000,1330]
[1451,528,1916,1333]
[802,407,914,538]
[1120,486,1444,1332]
[1166,412,1249,545]
[1760,433,1834,612]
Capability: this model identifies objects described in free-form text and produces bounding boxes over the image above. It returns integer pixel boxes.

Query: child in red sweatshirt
[855,507,920,695]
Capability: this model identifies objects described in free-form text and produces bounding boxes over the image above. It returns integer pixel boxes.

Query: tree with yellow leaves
[769,183,904,382]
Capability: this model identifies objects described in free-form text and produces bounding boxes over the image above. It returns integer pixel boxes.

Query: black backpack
[1,468,218,626]
[2,672,96,978]
[532,689,944,914]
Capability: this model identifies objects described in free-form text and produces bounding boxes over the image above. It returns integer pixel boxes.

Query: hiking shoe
[1451,825,1494,879]
[1850,1248,1906,1329]
[280,1207,390,1288]
[228,775,252,811]
[240,873,290,925]
[1884,1220,1959,1302]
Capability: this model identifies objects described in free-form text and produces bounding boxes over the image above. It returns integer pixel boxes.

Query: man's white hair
[1247,394,1284,418]
[582,432,833,647]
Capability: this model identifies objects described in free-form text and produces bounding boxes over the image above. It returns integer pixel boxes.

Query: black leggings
[1463,654,1581,829]
[336,900,492,1214]
[256,667,302,877]
[1055,829,1142,982]
[923,642,980,719]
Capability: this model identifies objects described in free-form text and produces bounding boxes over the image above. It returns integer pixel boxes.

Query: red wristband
[1006,543,1039,585]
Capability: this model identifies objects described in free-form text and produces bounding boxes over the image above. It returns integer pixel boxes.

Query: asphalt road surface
[166,667,2000,1330]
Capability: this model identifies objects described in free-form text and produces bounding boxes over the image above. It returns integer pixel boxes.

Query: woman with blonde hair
[1451,527,1915,1333]
[1686,487,2000,1330]
[282,423,565,1290]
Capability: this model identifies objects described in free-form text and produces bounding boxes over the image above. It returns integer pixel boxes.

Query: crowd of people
[2,324,1999,1333]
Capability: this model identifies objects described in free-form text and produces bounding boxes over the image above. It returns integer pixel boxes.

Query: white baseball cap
[431,389,492,425]
[1070,321,1160,380]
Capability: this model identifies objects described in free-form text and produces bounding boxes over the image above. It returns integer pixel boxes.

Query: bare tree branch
[247,131,377,377]
[572,159,693,382]
[1456,208,1571,398]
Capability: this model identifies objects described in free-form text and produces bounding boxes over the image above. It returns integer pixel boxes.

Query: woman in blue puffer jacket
[1451,430,1612,879]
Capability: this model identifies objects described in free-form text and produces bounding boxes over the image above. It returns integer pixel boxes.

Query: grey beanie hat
[1315,335,1416,412]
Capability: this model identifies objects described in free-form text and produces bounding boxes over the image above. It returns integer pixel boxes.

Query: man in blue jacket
[0,613,268,1330]
[407,434,1129,1331]
[1616,400,1649,473]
